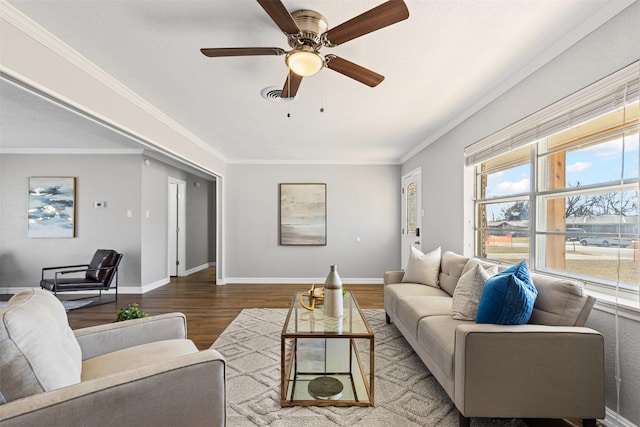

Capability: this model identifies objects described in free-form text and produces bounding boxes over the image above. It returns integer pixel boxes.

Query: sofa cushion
[452,264,499,321]
[529,273,594,326]
[416,315,469,383]
[384,283,450,315]
[396,297,453,339]
[438,251,471,296]
[0,289,82,403]
[402,246,441,287]
[476,261,538,325]
[82,339,199,381]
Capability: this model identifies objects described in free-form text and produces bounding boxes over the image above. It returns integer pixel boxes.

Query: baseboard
[0,281,169,297]
[184,262,214,276]
[140,277,170,293]
[0,286,34,296]
[0,287,138,296]
[602,407,637,427]
[223,277,384,285]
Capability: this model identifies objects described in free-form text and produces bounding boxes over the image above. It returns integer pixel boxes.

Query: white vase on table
[323,264,343,317]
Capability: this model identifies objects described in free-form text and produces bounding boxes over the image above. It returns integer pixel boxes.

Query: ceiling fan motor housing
[288,10,328,49]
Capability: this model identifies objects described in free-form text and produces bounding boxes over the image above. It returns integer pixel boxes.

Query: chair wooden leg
[458,411,470,427]
[582,419,597,427]
[385,312,391,324]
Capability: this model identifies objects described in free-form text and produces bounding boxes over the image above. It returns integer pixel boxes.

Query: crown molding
[0,0,227,164]
[399,0,637,164]
[227,158,402,166]
[0,148,144,155]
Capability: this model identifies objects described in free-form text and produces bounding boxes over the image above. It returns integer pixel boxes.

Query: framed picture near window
[28,177,76,238]
[279,183,326,246]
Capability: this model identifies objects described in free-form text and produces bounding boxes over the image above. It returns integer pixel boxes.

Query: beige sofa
[384,250,605,427]
[0,289,226,426]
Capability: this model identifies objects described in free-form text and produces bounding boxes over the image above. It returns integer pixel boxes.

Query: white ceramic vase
[323,265,343,317]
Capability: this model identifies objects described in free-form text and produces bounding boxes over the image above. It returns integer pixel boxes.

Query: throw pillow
[402,246,441,287]
[0,289,82,403]
[451,264,498,321]
[476,260,538,325]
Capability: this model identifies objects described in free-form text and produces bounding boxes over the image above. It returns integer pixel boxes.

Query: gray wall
[401,3,639,424]
[140,157,214,285]
[0,153,215,292]
[224,164,400,282]
[185,175,212,271]
[403,2,640,254]
[0,154,142,289]
[587,309,640,425]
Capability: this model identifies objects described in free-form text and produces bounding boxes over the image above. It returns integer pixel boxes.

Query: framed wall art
[279,183,326,246]
[28,176,76,238]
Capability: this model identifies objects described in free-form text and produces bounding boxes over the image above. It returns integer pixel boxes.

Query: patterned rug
[0,298,93,311]
[211,308,526,427]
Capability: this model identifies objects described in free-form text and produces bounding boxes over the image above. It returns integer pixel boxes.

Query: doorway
[168,178,186,277]
[401,168,422,269]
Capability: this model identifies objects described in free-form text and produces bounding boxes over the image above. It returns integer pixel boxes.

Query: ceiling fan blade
[326,56,384,87]
[323,0,409,46]
[281,71,303,98]
[256,0,301,35]
[200,47,285,57]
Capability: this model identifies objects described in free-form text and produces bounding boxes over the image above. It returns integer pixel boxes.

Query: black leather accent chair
[40,249,123,301]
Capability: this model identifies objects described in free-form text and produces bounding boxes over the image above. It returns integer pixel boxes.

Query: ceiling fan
[200,0,409,98]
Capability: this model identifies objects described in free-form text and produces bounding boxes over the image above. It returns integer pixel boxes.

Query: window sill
[586,289,640,322]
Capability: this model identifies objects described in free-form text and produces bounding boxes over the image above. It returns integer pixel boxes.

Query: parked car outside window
[579,236,635,247]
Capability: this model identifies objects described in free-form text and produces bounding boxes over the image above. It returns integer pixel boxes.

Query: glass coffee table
[281,290,374,407]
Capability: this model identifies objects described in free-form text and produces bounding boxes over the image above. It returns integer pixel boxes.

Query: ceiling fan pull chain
[320,72,325,113]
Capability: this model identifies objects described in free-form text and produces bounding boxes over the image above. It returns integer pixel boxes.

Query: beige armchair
[0,289,226,426]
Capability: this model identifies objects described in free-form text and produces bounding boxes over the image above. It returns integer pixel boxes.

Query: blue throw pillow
[476,261,538,325]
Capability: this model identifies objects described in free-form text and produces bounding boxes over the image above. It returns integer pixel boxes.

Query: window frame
[469,64,639,300]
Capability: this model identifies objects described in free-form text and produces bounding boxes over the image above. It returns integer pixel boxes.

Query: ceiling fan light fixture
[286,47,324,77]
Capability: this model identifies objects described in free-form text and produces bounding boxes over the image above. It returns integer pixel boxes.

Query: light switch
[127,210,132,218]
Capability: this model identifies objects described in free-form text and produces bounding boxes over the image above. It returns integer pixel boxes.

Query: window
[476,146,531,265]
[467,63,639,295]
[406,181,418,237]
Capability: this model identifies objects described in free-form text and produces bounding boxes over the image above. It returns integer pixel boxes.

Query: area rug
[211,308,527,427]
[0,298,93,312]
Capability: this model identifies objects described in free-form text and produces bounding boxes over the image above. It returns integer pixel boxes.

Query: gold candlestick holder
[299,284,324,311]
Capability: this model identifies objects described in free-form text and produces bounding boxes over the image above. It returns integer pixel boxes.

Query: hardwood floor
[64,267,384,350]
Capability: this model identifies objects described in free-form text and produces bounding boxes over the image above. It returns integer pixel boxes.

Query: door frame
[168,177,186,277]
[401,167,422,269]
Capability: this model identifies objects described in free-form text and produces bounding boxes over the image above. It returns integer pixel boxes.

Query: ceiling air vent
[261,86,293,102]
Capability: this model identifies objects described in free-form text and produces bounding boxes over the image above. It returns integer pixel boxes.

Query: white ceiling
[0,0,631,165]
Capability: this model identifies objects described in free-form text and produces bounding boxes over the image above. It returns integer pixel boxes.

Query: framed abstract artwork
[279,183,326,246]
[28,177,76,238]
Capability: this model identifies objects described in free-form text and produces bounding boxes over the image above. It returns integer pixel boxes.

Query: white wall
[402,3,639,424]
[223,164,400,283]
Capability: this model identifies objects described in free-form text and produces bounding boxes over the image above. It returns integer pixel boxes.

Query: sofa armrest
[74,312,188,360]
[384,271,405,286]
[0,349,226,427]
[454,323,605,420]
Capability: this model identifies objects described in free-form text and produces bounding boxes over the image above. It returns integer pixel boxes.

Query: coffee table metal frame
[281,290,374,407]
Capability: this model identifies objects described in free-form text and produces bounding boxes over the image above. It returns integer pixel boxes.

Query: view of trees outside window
[476,104,639,291]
